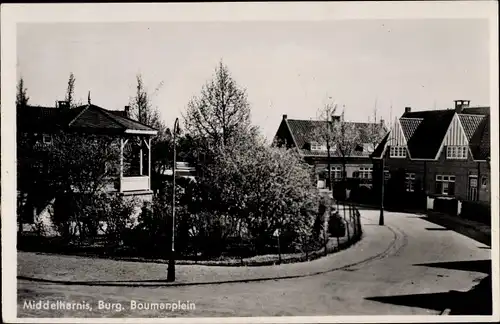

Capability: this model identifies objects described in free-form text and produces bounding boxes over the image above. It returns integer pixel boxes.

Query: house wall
[372,146,490,206]
[305,156,374,191]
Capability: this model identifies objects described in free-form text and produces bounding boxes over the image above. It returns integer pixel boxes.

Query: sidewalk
[18,210,400,287]
[424,211,491,246]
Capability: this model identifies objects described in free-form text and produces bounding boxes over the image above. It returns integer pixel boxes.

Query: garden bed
[19,206,363,267]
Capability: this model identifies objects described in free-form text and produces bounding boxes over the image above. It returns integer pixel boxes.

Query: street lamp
[167,117,180,282]
[379,138,398,226]
[379,155,385,226]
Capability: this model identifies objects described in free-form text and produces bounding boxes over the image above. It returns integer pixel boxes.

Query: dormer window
[389,146,406,158]
[310,142,328,152]
[446,145,467,160]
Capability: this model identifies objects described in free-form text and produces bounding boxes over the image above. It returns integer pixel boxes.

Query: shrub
[460,201,491,225]
[328,211,346,237]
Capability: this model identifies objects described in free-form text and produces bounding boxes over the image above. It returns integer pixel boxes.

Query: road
[16,209,491,318]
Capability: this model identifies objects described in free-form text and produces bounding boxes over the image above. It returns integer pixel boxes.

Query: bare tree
[335,107,360,185]
[129,74,165,132]
[363,103,387,155]
[309,99,338,191]
[128,74,173,192]
[16,77,29,108]
[183,60,252,149]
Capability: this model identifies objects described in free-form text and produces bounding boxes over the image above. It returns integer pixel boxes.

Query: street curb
[18,221,401,288]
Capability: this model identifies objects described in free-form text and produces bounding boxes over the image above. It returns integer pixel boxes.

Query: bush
[460,201,491,225]
[350,186,373,204]
[434,197,458,215]
[328,211,346,237]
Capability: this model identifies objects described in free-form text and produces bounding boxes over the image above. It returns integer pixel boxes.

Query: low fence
[18,202,364,267]
[163,202,363,266]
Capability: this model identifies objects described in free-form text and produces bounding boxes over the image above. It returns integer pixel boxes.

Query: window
[332,166,342,179]
[405,173,416,192]
[310,142,328,152]
[358,167,373,179]
[446,146,467,159]
[363,143,375,153]
[389,146,406,158]
[481,176,488,188]
[42,134,52,145]
[320,166,343,183]
[435,175,456,196]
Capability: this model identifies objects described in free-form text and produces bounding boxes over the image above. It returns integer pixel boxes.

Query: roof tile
[286,117,386,157]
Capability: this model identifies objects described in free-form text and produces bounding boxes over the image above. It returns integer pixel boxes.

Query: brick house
[371,100,490,210]
[17,100,158,232]
[273,114,387,191]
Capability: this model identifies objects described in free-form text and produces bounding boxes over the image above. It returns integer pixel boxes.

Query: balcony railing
[120,176,150,192]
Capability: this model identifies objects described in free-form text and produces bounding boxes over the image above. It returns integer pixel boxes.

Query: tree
[65,72,76,108]
[363,105,387,155]
[335,108,361,187]
[129,74,165,133]
[199,136,321,254]
[183,60,253,150]
[16,77,29,108]
[309,99,338,191]
[16,77,31,232]
[128,74,170,190]
[45,132,121,240]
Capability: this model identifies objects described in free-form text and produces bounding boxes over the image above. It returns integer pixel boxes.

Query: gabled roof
[399,117,423,141]
[370,132,390,159]
[284,117,387,158]
[285,119,328,150]
[18,104,157,135]
[373,106,490,161]
[458,114,486,141]
[406,110,455,159]
[469,114,490,160]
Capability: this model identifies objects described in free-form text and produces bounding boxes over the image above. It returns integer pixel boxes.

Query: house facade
[17,100,158,232]
[371,100,490,210]
[274,114,387,191]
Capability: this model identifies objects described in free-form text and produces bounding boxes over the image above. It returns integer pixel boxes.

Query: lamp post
[379,137,400,226]
[167,117,179,282]
[379,155,385,226]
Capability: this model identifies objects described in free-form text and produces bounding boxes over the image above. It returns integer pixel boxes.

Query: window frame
[389,145,407,158]
[446,145,468,160]
[481,176,488,188]
[42,134,53,145]
[435,174,456,196]
[310,142,328,152]
[358,167,373,179]
[405,172,416,192]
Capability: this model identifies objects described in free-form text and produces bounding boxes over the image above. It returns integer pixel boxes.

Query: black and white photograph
[1,2,498,322]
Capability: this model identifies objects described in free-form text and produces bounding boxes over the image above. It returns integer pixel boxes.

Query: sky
[17,19,490,140]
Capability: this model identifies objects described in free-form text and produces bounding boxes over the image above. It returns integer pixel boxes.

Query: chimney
[124,106,130,118]
[454,100,470,113]
[404,107,411,113]
[58,100,69,109]
[283,114,288,120]
[380,118,385,126]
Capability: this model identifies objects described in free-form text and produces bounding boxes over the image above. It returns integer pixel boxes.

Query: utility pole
[167,117,179,282]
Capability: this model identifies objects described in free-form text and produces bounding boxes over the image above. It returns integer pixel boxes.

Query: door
[468,175,478,201]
